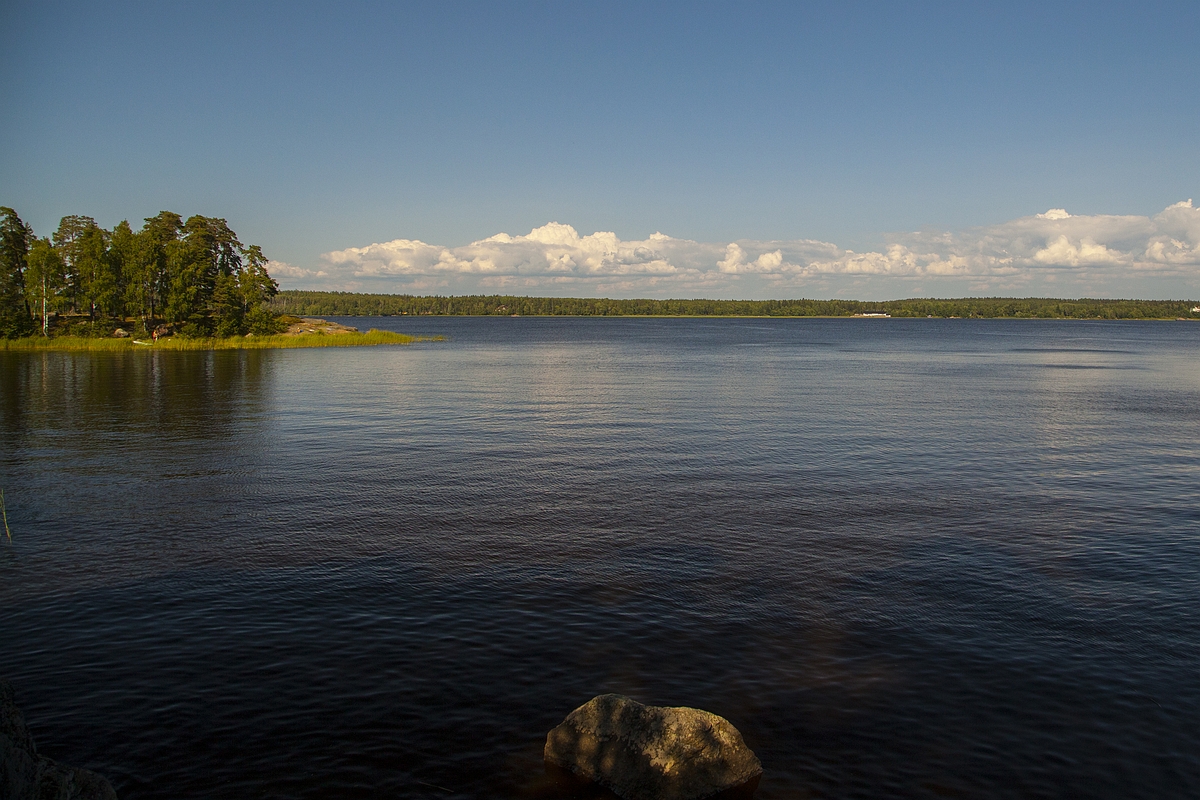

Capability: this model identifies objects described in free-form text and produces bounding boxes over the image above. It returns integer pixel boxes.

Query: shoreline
[5,314,1196,352]
[1,319,426,352]
[273,291,1200,321]
[321,313,1200,321]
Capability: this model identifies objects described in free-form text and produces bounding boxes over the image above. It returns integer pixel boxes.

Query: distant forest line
[272,291,1200,320]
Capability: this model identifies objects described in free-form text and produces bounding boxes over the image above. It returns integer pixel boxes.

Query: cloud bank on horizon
[276,201,1200,299]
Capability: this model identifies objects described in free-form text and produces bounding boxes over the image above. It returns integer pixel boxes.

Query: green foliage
[0,206,288,339]
[271,291,1200,320]
[212,273,245,336]
[135,211,183,325]
[0,207,35,339]
[25,237,66,335]
[59,318,121,338]
[239,244,279,311]
[246,305,287,335]
[107,220,138,321]
[53,215,113,318]
[177,320,211,338]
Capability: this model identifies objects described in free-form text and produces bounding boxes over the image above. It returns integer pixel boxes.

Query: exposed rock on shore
[544,694,761,800]
[1,681,118,800]
[284,317,359,336]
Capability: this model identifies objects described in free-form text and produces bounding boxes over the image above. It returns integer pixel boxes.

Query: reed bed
[2,329,420,352]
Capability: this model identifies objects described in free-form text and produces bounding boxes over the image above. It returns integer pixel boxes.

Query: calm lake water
[2,317,1199,799]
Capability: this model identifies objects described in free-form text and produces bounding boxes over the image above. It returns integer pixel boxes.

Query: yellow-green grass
[2,329,425,351]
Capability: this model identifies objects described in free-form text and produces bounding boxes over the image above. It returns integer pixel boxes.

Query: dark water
[2,318,1198,799]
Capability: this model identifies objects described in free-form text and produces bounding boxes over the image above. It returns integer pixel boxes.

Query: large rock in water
[1,681,118,800]
[544,694,762,800]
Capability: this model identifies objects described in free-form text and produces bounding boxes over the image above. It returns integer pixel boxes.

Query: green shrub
[247,306,288,335]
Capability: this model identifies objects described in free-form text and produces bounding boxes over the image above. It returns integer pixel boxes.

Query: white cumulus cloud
[266,260,327,279]
[280,201,1200,298]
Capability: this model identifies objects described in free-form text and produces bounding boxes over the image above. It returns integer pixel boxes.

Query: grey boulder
[1,681,118,800]
[544,694,761,800]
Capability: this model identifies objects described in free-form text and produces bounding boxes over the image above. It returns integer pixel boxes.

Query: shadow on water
[0,349,276,589]
[0,349,272,440]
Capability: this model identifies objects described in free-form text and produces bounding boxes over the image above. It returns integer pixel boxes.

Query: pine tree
[140,212,184,328]
[0,207,35,339]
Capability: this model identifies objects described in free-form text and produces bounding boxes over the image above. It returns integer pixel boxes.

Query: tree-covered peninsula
[272,291,1200,320]
[1,206,285,341]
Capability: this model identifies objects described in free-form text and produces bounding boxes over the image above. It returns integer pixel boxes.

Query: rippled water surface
[2,318,1199,799]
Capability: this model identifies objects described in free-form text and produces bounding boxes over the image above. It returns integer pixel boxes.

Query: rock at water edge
[1,680,119,800]
[544,693,762,800]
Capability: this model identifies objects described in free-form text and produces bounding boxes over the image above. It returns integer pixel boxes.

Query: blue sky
[2,1,1197,298]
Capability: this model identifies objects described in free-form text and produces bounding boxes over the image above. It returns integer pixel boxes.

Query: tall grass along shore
[2,329,416,352]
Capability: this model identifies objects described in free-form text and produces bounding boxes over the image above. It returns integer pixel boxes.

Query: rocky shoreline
[1,681,118,800]
[2,688,761,800]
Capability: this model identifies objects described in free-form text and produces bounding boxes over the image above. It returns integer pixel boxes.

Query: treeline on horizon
[0,206,284,340]
[271,291,1200,320]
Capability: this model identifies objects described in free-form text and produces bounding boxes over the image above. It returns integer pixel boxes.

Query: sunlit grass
[1,329,427,351]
